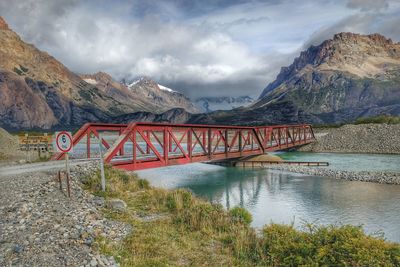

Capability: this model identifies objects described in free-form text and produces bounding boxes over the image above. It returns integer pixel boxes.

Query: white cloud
[0,0,399,99]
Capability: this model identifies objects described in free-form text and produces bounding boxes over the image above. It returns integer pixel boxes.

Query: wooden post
[58,170,62,191]
[65,153,71,198]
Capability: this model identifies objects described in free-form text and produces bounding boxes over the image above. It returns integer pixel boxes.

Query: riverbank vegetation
[83,166,400,266]
[355,115,400,125]
[312,115,400,128]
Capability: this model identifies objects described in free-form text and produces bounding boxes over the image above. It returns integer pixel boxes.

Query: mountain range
[191,32,400,125]
[0,17,197,130]
[1,15,399,130]
[195,96,254,113]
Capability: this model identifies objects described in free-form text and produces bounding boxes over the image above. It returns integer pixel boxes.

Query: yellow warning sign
[18,134,53,152]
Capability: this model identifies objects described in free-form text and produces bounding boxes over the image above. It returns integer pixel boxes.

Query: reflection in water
[138,162,400,242]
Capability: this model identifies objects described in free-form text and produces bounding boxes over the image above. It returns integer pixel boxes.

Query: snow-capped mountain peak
[157,84,175,93]
[126,77,145,87]
[125,77,176,93]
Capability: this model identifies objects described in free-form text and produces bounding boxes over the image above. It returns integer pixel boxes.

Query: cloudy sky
[1,0,400,98]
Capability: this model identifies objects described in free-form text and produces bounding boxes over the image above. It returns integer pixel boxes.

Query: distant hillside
[195,96,254,113]
[192,32,400,125]
[81,74,199,114]
[123,77,199,114]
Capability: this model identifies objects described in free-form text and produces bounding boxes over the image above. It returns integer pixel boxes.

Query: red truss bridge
[52,122,315,170]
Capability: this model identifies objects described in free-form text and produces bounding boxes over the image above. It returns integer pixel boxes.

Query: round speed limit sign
[55,131,73,153]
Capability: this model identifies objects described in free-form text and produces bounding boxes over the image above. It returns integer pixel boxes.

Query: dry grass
[83,166,255,266]
[83,166,400,267]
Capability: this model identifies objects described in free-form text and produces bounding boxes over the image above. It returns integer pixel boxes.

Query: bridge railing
[52,122,315,170]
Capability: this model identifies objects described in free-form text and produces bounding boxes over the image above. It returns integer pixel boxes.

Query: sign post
[55,131,73,197]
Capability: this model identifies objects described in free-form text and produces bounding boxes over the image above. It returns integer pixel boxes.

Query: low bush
[137,178,150,189]
[229,207,253,226]
[261,224,400,266]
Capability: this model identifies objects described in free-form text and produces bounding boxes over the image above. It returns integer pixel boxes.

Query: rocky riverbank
[265,165,400,185]
[299,123,400,154]
[0,163,131,266]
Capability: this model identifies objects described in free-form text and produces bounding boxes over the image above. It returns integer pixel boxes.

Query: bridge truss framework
[52,122,315,170]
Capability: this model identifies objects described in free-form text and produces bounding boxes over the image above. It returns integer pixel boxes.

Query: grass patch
[229,207,253,226]
[84,166,400,266]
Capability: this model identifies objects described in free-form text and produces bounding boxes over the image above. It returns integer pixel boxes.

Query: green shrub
[166,189,193,211]
[261,223,400,266]
[229,207,253,226]
[137,178,150,189]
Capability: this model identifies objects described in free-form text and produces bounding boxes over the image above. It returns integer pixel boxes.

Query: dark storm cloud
[0,0,399,99]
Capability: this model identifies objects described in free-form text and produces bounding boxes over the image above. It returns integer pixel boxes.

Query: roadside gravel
[0,163,131,267]
[265,165,400,185]
[299,124,400,154]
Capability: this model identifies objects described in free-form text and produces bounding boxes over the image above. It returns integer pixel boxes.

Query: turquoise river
[137,152,400,243]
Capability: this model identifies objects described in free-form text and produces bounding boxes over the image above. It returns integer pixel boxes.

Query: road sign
[55,131,73,153]
[19,134,53,152]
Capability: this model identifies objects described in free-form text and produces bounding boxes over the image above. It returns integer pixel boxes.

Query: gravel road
[0,163,130,267]
[0,159,100,177]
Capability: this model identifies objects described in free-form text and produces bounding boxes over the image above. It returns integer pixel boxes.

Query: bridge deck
[52,122,315,170]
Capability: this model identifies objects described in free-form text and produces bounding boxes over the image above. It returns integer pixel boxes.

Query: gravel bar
[299,123,400,154]
[265,165,400,185]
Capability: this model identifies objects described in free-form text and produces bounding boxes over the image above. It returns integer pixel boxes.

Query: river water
[137,152,400,242]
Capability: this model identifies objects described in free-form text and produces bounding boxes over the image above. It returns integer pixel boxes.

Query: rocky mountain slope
[113,108,192,124]
[81,73,199,114]
[0,17,139,130]
[195,96,254,113]
[192,33,400,125]
[0,17,197,130]
[254,32,400,124]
